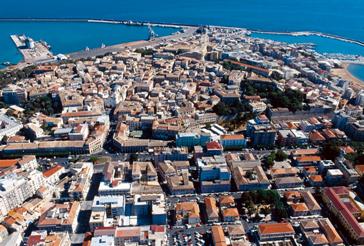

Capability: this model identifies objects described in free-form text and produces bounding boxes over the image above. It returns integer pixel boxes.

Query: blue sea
[0,0,364,80]
[1,0,364,41]
[251,33,364,56]
[348,64,364,82]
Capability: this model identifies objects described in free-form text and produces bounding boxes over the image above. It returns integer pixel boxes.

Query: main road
[68,26,198,60]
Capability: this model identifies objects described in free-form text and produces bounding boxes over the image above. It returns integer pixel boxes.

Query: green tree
[275,149,288,161]
[0,65,35,89]
[321,141,341,161]
[23,95,55,118]
[242,81,305,112]
[345,142,364,165]
[135,48,154,56]
[245,170,255,180]
[241,192,253,204]
[89,156,99,164]
[213,102,231,115]
[265,151,276,169]
[274,205,288,220]
[264,150,288,169]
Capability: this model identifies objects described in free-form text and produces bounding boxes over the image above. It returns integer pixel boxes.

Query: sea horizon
[1,0,364,41]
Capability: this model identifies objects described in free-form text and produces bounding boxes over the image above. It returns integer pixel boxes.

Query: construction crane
[148,24,157,40]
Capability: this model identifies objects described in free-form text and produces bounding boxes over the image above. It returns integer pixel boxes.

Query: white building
[0,173,38,216]
[90,196,126,231]
[356,90,364,106]
[0,114,23,141]
[69,162,94,200]
[91,235,115,246]
[98,182,131,196]
[18,155,38,171]
[26,170,44,193]
[43,165,65,185]
[92,196,125,216]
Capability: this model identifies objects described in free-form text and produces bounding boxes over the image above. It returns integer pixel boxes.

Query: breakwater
[0,18,191,29]
[251,30,364,48]
[2,18,364,48]
[0,20,180,69]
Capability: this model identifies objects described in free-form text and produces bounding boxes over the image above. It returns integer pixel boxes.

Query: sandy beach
[331,63,364,91]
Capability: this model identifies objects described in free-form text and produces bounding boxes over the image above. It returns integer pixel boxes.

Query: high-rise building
[246,116,277,147]
[355,90,364,106]
[2,85,27,106]
[0,172,43,216]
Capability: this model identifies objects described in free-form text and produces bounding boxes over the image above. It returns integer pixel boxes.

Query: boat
[85,47,90,51]
[1,61,11,66]
[41,40,52,50]
[101,43,106,48]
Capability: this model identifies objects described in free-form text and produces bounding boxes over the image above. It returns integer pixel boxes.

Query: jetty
[68,26,198,60]
[250,30,364,48]
[10,34,53,63]
[0,17,192,29]
[1,18,363,48]
[2,18,364,67]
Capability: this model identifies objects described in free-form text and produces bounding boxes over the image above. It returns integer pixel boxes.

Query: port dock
[3,18,364,67]
[68,26,198,60]
[250,30,364,48]
[10,35,53,63]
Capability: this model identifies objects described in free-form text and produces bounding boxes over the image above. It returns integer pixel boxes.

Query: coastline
[250,30,364,48]
[331,63,364,90]
[0,21,180,70]
[1,19,364,75]
[0,18,363,48]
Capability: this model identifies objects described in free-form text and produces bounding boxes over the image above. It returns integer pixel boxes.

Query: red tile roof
[219,195,235,205]
[344,201,359,214]
[206,141,222,150]
[211,225,226,246]
[205,197,219,218]
[309,131,326,142]
[150,225,165,233]
[355,165,364,175]
[341,146,355,154]
[291,203,309,212]
[222,208,239,218]
[310,175,323,182]
[291,148,319,156]
[43,165,64,178]
[296,156,321,163]
[221,134,244,140]
[259,223,294,235]
[324,187,364,238]
[0,159,19,168]
[304,166,317,174]
[227,60,270,74]
[115,228,140,238]
[27,235,42,246]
